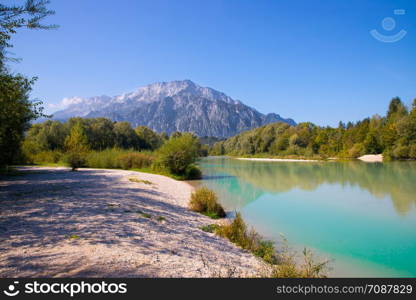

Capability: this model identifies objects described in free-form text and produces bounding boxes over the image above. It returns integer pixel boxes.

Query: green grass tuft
[189,187,226,219]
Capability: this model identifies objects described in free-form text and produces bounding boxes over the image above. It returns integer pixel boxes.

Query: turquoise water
[196,157,416,277]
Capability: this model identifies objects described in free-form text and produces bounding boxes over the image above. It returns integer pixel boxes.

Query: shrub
[271,248,329,278]
[65,152,87,171]
[216,212,278,264]
[348,143,364,158]
[185,164,202,180]
[118,152,154,169]
[28,150,64,164]
[200,224,219,233]
[85,148,126,169]
[155,133,200,176]
[189,187,226,218]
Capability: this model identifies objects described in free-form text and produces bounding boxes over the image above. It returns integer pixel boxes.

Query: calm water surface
[195,157,416,277]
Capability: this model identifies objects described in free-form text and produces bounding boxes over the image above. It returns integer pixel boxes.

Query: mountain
[52,80,296,138]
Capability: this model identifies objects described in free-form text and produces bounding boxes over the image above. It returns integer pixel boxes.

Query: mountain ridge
[52,80,296,137]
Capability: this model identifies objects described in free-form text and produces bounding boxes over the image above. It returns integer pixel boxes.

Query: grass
[200,224,219,233]
[68,234,80,240]
[156,216,166,222]
[215,213,330,277]
[137,211,151,218]
[128,177,153,185]
[189,187,226,219]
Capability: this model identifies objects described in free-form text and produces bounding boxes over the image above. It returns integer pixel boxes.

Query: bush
[216,212,278,264]
[117,152,154,169]
[185,164,202,180]
[392,145,410,159]
[26,150,64,164]
[271,248,329,278]
[155,133,200,177]
[189,187,226,218]
[85,149,125,169]
[409,145,416,159]
[348,143,364,158]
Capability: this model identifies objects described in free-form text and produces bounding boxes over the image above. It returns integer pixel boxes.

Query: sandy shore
[236,157,319,162]
[358,154,383,162]
[0,167,265,277]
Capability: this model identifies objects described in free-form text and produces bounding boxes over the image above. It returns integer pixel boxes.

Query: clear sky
[8,0,416,126]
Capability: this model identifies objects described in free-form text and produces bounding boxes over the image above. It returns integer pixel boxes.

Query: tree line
[22,118,167,155]
[210,98,416,160]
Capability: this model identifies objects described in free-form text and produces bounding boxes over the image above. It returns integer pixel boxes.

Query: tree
[387,97,408,122]
[363,131,381,154]
[155,133,200,176]
[0,73,45,167]
[113,122,140,149]
[89,118,115,150]
[135,126,162,150]
[64,123,89,171]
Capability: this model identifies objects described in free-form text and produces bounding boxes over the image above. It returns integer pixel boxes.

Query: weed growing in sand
[129,177,153,185]
[138,212,151,218]
[200,224,219,233]
[156,216,166,222]
[189,187,226,219]
[68,234,80,239]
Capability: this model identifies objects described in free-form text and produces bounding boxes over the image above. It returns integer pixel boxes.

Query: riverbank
[0,167,265,277]
[236,157,320,162]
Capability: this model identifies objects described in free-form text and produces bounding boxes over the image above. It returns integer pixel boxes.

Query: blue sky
[9,0,416,126]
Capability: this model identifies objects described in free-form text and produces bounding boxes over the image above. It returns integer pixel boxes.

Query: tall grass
[215,212,330,277]
[85,148,128,169]
[189,187,226,218]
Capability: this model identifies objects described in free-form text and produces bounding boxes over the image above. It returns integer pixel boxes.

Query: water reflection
[199,158,416,215]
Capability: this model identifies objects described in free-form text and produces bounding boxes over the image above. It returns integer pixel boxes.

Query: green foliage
[211,97,416,160]
[0,73,46,167]
[189,187,226,218]
[64,123,89,170]
[118,152,154,169]
[135,126,163,150]
[155,133,201,177]
[216,213,278,264]
[185,164,202,180]
[200,224,219,233]
[85,148,127,169]
[113,122,141,149]
[216,213,329,277]
[22,118,163,154]
[128,177,153,185]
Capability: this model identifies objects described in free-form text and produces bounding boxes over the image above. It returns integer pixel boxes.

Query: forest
[210,98,416,160]
[17,117,206,179]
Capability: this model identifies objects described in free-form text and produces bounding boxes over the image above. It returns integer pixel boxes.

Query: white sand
[236,157,318,162]
[0,167,266,278]
[358,154,383,162]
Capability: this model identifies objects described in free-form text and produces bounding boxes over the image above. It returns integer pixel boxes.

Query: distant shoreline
[236,157,320,162]
[357,154,383,163]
